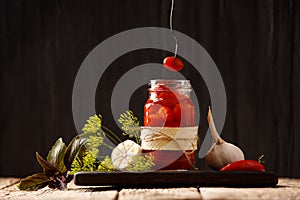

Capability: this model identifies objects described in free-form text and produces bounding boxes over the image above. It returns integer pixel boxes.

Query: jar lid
[149,79,191,92]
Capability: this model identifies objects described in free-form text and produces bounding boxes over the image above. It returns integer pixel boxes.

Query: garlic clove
[205,107,245,170]
[206,142,245,170]
[111,140,142,170]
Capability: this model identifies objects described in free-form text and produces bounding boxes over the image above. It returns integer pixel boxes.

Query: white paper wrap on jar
[140,126,199,151]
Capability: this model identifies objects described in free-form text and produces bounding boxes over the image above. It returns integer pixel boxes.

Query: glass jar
[144,79,195,127]
[142,79,197,170]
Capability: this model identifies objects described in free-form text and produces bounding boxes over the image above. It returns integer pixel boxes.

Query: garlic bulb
[111,140,142,170]
[205,107,244,170]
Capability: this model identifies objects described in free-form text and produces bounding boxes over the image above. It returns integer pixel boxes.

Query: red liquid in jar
[143,80,196,170]
[142,150,195,170]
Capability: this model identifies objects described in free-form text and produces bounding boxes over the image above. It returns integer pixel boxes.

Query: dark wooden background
[0,0,299,178]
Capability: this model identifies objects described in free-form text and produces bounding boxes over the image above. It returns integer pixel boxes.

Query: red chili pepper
[163,56,184,71]
[220,160,265,172]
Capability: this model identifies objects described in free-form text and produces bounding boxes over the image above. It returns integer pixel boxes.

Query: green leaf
[64,135,87,170]
[17,173,50,191]
[47,138,67,173]
[36,152,59,177]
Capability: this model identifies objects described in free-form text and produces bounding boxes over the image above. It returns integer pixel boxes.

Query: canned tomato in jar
[144,79,195,127]
[142,79,198,170]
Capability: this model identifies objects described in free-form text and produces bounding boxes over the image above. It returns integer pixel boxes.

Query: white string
[170,0,178,58]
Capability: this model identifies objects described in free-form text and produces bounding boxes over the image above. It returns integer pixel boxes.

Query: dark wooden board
[74,170,278,188]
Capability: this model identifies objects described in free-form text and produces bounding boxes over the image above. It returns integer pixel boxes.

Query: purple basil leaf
[64,135,87,170]
[55,176,67,191]
[47,138,67,173]
[36,152,59,177]
[17,173,50,191]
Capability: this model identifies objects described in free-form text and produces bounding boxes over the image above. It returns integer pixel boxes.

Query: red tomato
[159,92,178,107]
[144,114,164,127]
[158,106,175,124]
[173,102,195,127]
[145,103,162,115]
[163,56,184,71]
[173,103,181,122]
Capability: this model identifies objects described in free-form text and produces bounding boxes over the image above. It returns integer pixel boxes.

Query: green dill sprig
[118,110,141,144]
[98,156,115,171]
[82,114,121,145]
[82,115,103,135]
[70,114,118,174]
[70,149,98,175]
[127,154,155,172]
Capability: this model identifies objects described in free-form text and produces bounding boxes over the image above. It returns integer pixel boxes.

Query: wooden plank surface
[119,188,201,200]
[0,178,19,190]
[0,178,300,200]
[0,178,118,200]
[200,178,300,200]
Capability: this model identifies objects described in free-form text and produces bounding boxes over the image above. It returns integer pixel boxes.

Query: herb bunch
[18,111,152,191]
[17,136,86,191]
